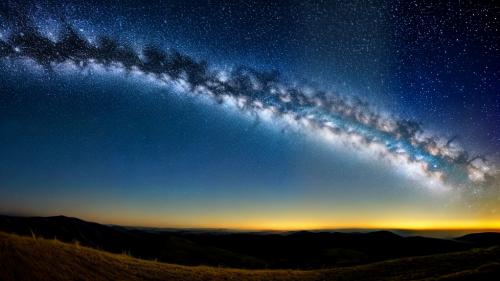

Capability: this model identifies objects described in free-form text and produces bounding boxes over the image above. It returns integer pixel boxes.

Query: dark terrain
[2,231,500,281]
[1,215,499,269]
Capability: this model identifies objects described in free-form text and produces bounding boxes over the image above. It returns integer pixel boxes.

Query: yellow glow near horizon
[7,208,500,231]
[85,213,500,231]
[5,194,499,232]
[207,220,500,231]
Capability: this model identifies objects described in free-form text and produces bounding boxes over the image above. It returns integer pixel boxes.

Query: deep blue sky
[8,0,498,150]
[0,0,498,228]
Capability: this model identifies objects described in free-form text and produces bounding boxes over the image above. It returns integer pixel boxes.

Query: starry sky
[0,0,499,230]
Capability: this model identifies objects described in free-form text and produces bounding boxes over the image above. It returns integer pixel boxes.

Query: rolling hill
[2,215,496,269]
[1,231,500,281]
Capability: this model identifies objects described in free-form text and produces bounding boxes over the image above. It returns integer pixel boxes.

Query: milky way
[0,7,497,192]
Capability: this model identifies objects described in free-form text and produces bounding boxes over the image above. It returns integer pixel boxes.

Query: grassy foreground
[1,231,499,281]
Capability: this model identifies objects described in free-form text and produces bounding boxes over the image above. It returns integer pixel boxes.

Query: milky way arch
[0,11,496,191]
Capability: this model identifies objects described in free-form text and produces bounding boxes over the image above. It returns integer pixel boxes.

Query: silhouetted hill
[0,215,261,268]
[0,215,497,269]
[456,232,500,246]
[1,231,500,281]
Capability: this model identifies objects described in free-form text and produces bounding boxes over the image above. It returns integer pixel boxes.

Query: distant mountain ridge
[1,214,499,269]
[2,231,500,281]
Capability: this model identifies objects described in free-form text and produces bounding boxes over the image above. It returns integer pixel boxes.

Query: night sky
[0,0,499,230]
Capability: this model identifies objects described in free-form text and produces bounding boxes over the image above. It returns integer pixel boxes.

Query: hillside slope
[1,215,486,269]
[0,232,313,281]
[1,231,500,281]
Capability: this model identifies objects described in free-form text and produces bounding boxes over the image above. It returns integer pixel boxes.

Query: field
[1,231,500,281]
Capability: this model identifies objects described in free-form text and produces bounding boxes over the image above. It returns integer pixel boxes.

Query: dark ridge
[2,231,500,281]
[365,230,403,239]
[456,232,500,246]
[0,214,494,269]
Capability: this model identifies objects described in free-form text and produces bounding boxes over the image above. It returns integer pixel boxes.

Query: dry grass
[0,231,499,281]
[0,231,315,281]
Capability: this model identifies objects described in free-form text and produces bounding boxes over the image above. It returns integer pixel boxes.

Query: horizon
[1,1,499,236]
[2,2,500,280]
[3,213,500,237]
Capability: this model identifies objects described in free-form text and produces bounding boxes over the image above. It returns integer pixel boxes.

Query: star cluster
[0,1,497,191]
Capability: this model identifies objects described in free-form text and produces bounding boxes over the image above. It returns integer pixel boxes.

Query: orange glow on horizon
[90,215,500,232]
[16,204,500,232]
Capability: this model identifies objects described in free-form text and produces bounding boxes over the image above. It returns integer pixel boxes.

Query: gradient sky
[0,0,499,230]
